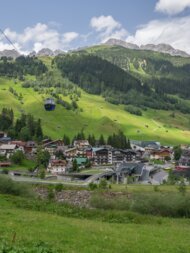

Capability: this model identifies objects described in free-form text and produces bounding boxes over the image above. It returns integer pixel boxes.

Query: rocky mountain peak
[0,49,20,59]
[104,38,139,50]
[37,48,54,56]
[104,38,189,57]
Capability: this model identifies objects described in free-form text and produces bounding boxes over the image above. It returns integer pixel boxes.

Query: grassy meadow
[1,75,190,145]
[0,192,190,253]
[1,176,190,252]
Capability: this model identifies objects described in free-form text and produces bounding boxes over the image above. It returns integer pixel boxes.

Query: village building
[65,147,77,158]
[0,144,19,158]
[0,161,11,168]
[116,162,147,183]
[150,149,171,161]
[47,159,67,174]
[73,140,90,149]
[43,140,64,157]
[112,149,137,163]
[10,141,26,153]
[92,148,112,165]
[24,141,37,154]
[75,157,88,168]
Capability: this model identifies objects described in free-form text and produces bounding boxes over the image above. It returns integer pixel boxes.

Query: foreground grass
[1,194,190,253]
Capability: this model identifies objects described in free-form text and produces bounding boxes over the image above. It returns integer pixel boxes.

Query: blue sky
[0,0,190,53]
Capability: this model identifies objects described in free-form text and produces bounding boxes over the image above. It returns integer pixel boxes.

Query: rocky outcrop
[105,38,139,50]
[0,49,20,58]
[104,38,189,57]
[37,48,54,56]
[140,43,189,57]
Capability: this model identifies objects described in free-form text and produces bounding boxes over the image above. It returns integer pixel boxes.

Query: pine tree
[35,119,43,140]
[63,134,70,145]
[99,134,105,146]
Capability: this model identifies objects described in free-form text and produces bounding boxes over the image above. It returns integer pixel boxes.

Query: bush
[178,178,186,195]
[11,150,25,165]
[55,183,64,192]
[47,188,55,200]
[99,179,108,189]
[90,195,130,210]
[88,182,98,190]
[131,193,190,217]
[91,191,190,218]
[0,175,33,197]
[124,105,142,116]
[1,168,9,174]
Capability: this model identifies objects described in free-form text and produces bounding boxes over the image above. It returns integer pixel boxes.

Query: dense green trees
[53,53,190,114]
[36,147,50,168]
[0,108,14,130]
[124,105,142,116]
[0,56,47,78]
[0,108,43,141]
[107,131,131,149]
[63,134,70,145]
[55,54,142,95]
[173,146,182,161]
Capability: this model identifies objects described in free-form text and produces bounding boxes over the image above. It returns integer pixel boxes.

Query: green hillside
[1,75,190,145]
[1,49,190,145]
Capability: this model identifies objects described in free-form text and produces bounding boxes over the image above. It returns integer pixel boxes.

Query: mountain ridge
[104,38,190,58]
[0,39,189,58]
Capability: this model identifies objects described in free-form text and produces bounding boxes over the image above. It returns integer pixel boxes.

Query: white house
[47,160,67,174]
[0,144,18,158]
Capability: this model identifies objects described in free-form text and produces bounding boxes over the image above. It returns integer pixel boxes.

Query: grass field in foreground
[1,76,190,145]
[0,194,190,253]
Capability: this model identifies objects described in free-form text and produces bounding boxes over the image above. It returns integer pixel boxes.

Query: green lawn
[111,184,190,193]
[7,159,36,171]
[1,194,190,253]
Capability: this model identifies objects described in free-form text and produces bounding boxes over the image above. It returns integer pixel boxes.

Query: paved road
[11,175,89,186]
[10,170,115,186]
[151,170,168,184]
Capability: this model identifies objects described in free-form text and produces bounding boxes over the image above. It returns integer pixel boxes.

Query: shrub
[178,178,186,195]
[99,179,108,189]
[10,150,25,165]
[124,105,142,116]
[47,188,55,201]
[90,195,130,211]
[0,175,33,197]
[153,185,159,192]
[55,183,64,192]
[88,182,98,191]
[2,168,9,174]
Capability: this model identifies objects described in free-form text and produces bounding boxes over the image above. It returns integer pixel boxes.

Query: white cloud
[0,23,79,53]
[126,16,190,53]
[62,32,79,43]
[155,0,190,15]
[90,15,128,42]
[90,15,121,32]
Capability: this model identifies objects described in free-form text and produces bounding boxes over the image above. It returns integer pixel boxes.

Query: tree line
[53,53,190,114]
[64,130,131,149]
[0,108,43,141]
[0,56,47,79]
